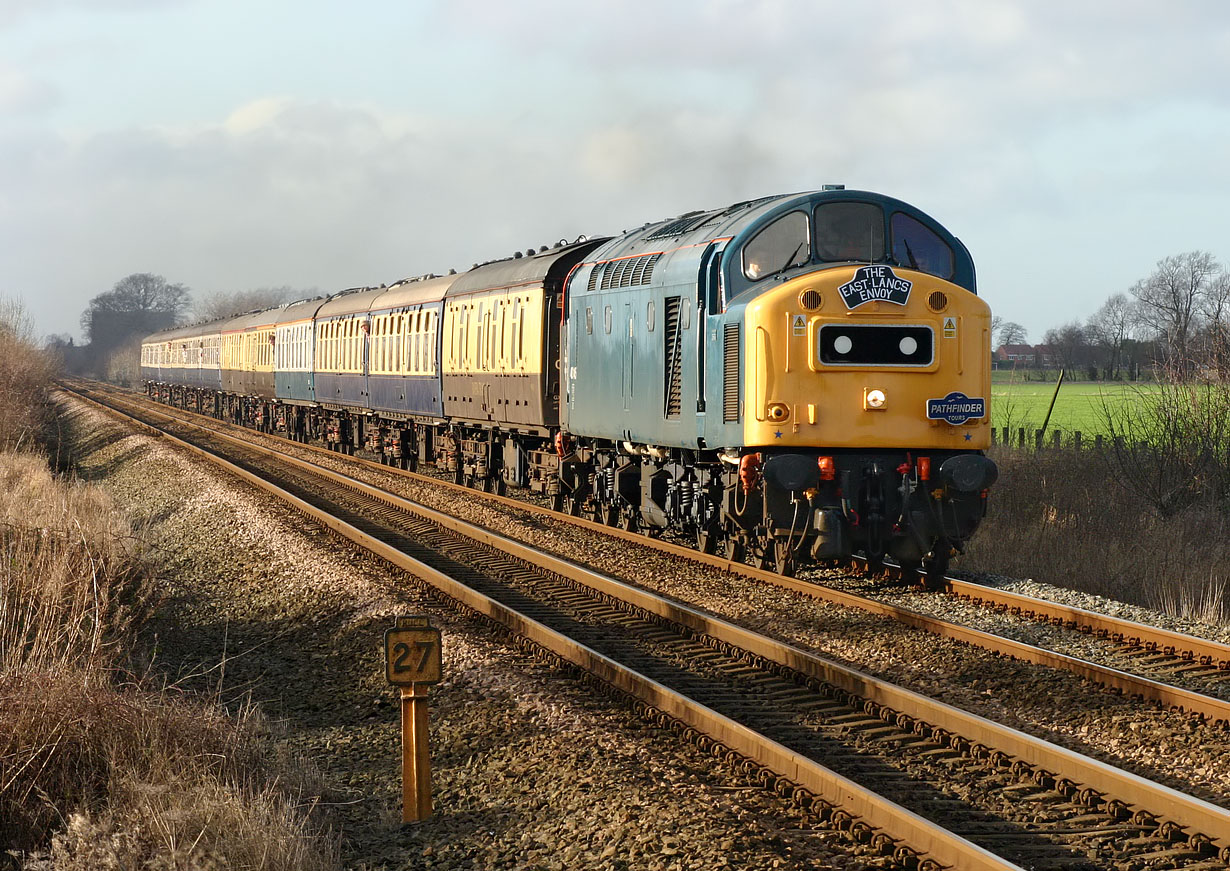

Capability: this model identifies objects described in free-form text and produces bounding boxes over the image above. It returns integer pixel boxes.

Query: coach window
[413,312,422,374]
[890,212,954,279]
[742,211,809,281]
[427,311,437,374]
[814,202,884,263]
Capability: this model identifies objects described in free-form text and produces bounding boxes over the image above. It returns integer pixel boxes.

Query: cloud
[4,0,1230,343]
[0,65,59,114]
[0,0,187,28]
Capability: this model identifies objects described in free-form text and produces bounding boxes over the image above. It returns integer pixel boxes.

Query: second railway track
[65,383,1230,870]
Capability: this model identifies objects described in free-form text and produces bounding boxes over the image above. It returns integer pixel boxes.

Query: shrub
[0,299,59,450]
[965,446,1229,623]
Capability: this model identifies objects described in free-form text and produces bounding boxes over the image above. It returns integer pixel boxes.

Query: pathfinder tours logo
[837,265,912,309]
[926,391,986,424]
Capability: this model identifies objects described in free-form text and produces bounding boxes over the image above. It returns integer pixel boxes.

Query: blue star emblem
[774,430,783,439]
[964,433,972,441]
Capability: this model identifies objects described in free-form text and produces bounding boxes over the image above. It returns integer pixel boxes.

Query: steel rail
[943,578,1230,668]
[65,386,1025,871]
[70,386,1230,861]
[76,382,1230,726]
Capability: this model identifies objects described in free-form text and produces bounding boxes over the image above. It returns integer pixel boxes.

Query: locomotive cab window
[814,202,884,263]
[742,211,809,281]
[890,212,954,279]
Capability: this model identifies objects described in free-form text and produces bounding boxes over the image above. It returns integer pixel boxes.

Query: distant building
[994,344,1057,367]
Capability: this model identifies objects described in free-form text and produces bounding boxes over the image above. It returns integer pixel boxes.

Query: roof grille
[646,213,712,240]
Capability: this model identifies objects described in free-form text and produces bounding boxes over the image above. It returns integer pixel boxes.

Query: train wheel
[696,526,719,555]
[603,505,620,527]
[551,493,565,513]
[621,513,638,533]
[896,560,922,586]
[775,541,796,577]
[922,548,950,592]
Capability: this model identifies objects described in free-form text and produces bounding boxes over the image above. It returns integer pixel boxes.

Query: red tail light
[917,457,931,481]
[817,456,836,481]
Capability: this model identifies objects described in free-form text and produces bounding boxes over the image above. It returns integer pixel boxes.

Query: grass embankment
[0,312,338,869]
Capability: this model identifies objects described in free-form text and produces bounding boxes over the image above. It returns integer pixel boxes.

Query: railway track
[64,383,1230,870]
[68,382,1230,727]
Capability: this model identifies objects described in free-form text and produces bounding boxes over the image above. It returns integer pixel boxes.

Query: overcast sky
[3,0,1228,344]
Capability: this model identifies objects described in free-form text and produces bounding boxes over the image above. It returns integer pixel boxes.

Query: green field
[989,379,1160,437]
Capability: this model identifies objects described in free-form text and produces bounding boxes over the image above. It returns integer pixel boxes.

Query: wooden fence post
[1074,431,1082,452]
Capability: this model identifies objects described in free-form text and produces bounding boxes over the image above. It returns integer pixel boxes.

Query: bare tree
[1042,321,1091,377]
[1130,251,1220,374]
[78,273,190,375]
[80,273,190,339]
[996,321,1028,347]
[1086,292,1136,379]
[194,286,308,321]
[1197,268,1230,376]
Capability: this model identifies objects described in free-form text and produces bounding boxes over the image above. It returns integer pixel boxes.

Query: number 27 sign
[385,617,443,686]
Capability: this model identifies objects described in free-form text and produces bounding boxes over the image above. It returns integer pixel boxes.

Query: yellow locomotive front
[725,194,997,583]
[744,265,991,451]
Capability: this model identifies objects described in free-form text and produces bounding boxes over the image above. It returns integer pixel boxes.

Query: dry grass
[0,301,339,869]
[0,452,149,678]
[965,447,1230,624]
[0,299,59,452]
[0,453,339,869]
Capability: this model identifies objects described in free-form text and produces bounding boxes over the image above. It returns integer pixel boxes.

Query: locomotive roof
[583,189,975,295]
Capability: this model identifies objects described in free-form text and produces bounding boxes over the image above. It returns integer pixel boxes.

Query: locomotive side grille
[663,296,683,419]
[723,323,740,422]
[593,252,663,291]
[630,252,661,285]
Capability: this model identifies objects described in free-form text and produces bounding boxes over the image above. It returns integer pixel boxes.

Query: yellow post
[401,682,432,822]
[386,616,442,823]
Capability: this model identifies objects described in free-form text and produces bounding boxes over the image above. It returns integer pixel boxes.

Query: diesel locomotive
[142,187,997,582]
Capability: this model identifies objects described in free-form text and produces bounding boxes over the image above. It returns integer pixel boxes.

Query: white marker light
[899,336,918,356]
[866,388,887,409]
[833,335,853,355]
